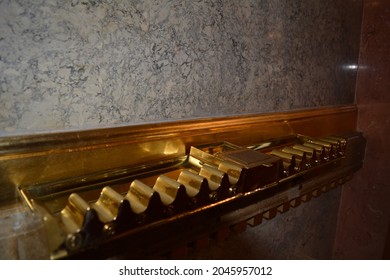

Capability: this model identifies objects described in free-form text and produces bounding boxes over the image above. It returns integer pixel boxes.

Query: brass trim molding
[0,105,358,206]
[0,105,357,154]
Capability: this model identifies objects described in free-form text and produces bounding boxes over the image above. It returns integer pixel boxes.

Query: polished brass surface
[0,105,357,205]
[216,148,281,191]
[126,180,159,215]
[177,170,207,197]
[21,132,363,259]
[0,105,365,259]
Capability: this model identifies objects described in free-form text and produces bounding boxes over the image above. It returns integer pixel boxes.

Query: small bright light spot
[343,64,358,70]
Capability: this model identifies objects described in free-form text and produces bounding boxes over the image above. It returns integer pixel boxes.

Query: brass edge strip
[0,105,357,156]
[0,105,358,204]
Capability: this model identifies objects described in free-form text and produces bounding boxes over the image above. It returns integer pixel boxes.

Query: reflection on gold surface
[0,105,366,260]
[0,105,358,207]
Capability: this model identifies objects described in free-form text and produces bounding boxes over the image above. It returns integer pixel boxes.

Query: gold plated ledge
[0,105,365,260]
[0,105,357,206]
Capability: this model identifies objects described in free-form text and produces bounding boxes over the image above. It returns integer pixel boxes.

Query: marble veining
[0,0,362,134]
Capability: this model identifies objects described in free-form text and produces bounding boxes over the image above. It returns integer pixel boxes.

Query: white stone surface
[0,0,360,135]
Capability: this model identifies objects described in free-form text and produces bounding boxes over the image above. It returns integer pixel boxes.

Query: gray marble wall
[0,0,364,260]
[0,0,362,135]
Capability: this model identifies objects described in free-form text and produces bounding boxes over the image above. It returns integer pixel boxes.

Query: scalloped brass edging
[0,105,357,207]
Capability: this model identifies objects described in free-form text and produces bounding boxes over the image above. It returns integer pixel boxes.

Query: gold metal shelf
[0,105,365,259]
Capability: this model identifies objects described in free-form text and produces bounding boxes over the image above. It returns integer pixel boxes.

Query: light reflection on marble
[0,0,362,134]
[334,0,390,259]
